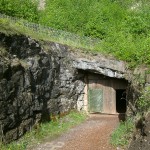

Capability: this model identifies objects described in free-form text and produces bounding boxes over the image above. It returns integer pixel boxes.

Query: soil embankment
[129,113,150,150]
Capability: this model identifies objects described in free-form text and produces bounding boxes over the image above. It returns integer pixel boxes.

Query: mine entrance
[116,89,126,113]
[86,73,128,114]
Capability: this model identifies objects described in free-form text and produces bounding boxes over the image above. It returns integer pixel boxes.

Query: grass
[0,16,101,53]
[1,1,150,69]
[1,14,150,70]
[1,14,150,69]
[110,118,134,148]
[0,111,87,150]
[0,14,150,69]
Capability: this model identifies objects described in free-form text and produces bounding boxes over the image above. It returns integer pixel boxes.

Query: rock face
[73,57,125,79]
[0,33,85,142]
[0,33,127,143]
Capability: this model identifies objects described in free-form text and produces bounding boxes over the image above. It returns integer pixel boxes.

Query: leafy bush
[39,0,126,38]
[0,0,39,22]
[137,86,150,112]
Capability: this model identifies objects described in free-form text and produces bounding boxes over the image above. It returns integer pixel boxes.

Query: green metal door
[88,88,103,113]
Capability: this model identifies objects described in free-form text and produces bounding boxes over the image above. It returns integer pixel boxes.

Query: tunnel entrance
[116,89,126,113]
[85,73,128,114]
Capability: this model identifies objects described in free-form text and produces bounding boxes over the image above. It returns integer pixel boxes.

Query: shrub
[0,0,39,22]
[137,86,150,112]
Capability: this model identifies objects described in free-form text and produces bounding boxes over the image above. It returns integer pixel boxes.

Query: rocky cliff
[0,33,86,142]
[0,33,127,143]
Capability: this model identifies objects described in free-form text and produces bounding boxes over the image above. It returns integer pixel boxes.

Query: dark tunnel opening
[116,89,127,113]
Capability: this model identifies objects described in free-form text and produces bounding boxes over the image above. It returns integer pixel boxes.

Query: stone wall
[0,33,85,143]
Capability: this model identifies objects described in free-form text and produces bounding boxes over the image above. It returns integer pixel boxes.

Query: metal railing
[0,13,101,50]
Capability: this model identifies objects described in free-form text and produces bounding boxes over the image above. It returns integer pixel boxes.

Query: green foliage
[39,0,150,67]
[137,86,150,112]
[1,0,150,67]
[39,0,126,38]
[110,118,134,147]
[0,0,39,22]
[0,111,87,150]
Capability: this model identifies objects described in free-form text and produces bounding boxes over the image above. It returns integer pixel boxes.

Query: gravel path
[32,114,119,150]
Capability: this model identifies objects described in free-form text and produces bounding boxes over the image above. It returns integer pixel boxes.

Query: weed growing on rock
[137,86,150,113]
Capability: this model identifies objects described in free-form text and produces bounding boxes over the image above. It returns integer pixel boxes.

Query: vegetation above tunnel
[0,0,150,68]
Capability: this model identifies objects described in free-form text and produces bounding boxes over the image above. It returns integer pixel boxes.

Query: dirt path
[32,114,119,150]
